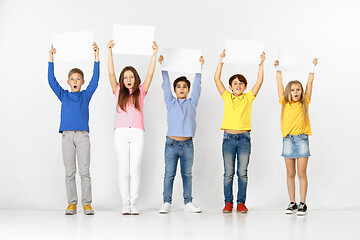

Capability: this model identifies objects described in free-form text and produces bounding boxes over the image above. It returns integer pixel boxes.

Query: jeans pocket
[243,132,251,141]
[165,138,174,147]
[299,134,308,140]
[82,131,89,136]
[185,139,193,146]
[223,137,230,144]
[223,132,231,139]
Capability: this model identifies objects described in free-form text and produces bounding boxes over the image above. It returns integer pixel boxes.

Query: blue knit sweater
[48,61,100,133]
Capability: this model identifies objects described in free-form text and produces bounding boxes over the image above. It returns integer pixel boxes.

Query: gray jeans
[62,131,92,206]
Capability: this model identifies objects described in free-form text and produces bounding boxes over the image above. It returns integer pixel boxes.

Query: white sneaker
[122,201,131,215]
[184,202,201,213]
[159,202,171,214]
[130,202,139,215]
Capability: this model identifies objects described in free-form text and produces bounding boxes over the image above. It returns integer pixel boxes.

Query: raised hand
[252,52,265,96]
[107,40,117,92]
[214,50,226,95]
[220,49,226,60]
[260,52,265,65]
[49,44,56,62]
[152,41,159,56]
[93,42,99,62]
[200,56,205,67]
[143,42,159,93]
[107,40,115,51]
[306,58,318,100]
[274,60,279,67]
[313,58,318,66]
[158,55,164,65]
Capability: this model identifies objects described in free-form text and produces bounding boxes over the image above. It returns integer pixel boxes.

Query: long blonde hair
[282,80,309,123]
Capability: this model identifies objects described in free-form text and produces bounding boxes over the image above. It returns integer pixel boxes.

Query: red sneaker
[222,202,233,213]
[237,203,248,213]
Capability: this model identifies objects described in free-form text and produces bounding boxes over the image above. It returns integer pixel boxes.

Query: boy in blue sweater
[48,43,99,215]
[158,55,204,214]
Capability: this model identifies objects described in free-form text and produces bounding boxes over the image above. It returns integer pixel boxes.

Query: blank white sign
[161,48,202,73]
[277,50,315,73]
[52,31,94,62]
[112,24,155,55]
[223,39,265,65]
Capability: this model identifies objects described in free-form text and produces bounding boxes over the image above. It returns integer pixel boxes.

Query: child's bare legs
[285,158,296,202]
[297,157,308,203]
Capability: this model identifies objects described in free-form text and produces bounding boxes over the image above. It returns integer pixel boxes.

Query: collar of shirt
[231,93,245,100]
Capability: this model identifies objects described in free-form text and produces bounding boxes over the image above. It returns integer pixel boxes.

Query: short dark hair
[229,74,247,87]
[68,68,84,80]
[173,76,191,91]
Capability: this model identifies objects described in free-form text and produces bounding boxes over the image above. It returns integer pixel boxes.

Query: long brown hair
[282,80,309,123]
[117,66,141,112]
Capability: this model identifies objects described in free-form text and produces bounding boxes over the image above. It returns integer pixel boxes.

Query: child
[275,58,318,216]
[158,55,205,214]
[107,40,158,215]
[214,50,265,213]
[48,42,99,215]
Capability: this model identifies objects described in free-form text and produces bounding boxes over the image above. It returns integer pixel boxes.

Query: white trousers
[114,127,144,203]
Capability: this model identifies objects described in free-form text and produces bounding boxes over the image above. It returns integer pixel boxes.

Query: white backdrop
[0,0,359,211]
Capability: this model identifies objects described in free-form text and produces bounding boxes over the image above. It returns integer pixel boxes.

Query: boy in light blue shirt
[158,55,204,214]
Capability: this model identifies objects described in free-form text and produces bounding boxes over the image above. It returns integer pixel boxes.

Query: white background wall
[0,0,359,210]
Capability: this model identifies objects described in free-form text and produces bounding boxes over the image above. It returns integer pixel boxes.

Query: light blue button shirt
[161,70,201,137]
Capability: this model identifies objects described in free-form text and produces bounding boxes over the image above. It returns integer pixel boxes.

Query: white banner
[277,50,315,73]
[52,31,94,62]
[161,48,202,73]
[112,24,155,55]
[223,39,265,65]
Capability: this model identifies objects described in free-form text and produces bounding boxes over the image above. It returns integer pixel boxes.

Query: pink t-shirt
[114,84,147,130]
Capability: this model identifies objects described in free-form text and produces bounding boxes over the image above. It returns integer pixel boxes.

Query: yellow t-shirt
[280,95,311,137]
[221,90,255,131]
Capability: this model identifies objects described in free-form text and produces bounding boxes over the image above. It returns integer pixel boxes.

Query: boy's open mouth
[74,86,77,89]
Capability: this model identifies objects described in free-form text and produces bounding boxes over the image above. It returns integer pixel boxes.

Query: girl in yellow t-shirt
[275,58,318,216]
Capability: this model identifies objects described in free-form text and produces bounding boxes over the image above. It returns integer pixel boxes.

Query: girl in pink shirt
[107,40,158,215]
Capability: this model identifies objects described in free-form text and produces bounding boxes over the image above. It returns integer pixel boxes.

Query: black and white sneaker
[297,202,307,216]
[285,202,298,214]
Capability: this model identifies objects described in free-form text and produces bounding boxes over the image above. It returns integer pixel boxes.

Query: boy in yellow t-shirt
[214,50,265,214]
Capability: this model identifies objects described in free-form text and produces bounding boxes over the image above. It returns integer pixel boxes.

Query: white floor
[0,209,359,240]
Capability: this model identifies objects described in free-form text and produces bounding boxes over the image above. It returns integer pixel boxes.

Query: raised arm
[305,58,318,100]
[159,55,174,105]
[274,60,284,100]
[94,42,99,62]
[49,44,56,63]
[143,41,159,93]
[251,52,266,96]
[85,42,100,100]
[191,56,205,106]
[107,40,118,93]
[48,44,64,101]
[214,50,226,95]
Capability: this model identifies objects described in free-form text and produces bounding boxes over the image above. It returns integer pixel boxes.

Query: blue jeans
[163,137,194,204]
[282,133,310,158]
[222,131,251,204]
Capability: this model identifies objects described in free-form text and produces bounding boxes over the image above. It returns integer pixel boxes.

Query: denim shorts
[282,133,310,158]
